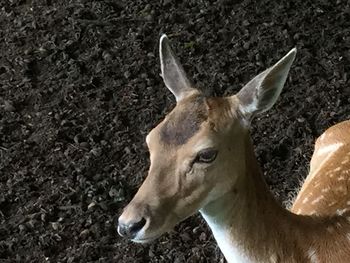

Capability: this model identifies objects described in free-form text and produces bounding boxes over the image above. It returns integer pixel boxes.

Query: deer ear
[237,48,297,119]
[159,34,197,102]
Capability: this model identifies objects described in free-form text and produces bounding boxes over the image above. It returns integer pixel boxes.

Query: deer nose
[117,217,146,239]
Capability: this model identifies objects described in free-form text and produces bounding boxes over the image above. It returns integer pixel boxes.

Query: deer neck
[200,134,303,263]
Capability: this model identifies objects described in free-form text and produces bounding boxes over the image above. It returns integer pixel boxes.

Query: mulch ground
[1,0,350,262]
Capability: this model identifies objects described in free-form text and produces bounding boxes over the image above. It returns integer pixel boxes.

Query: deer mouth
[131,234,160,243]
[129,220,173,243]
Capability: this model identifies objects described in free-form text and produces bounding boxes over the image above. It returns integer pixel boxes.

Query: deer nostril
[117,217,146,239]
[129,217,146,235]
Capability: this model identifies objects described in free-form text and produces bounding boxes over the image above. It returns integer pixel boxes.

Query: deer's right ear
[160,34,197,102]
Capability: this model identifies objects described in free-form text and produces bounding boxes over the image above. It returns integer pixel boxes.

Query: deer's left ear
[160,34,197,102]
[237,48,297,119]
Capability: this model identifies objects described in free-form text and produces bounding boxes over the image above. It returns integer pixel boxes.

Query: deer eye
[194,148,218,164]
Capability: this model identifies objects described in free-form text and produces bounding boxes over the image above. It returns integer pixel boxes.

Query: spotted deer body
[118,35,350,262]
[292,120,350,217]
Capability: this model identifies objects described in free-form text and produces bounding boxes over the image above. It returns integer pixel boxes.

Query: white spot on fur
[311,196,325,205]
[302,197,309,204]
[325,170,333,176]
[335,186,347,194]
[328,201,337,207]
[342,169,350,175]
[319,133,326,141]
[334,167,341,172]
[338,175,345,181]
[336,208,348,215]
[346,233,350,241]
[298,144,340,198]
[317,142,343,155]
[321,187,330,193]
[308,248,319,263]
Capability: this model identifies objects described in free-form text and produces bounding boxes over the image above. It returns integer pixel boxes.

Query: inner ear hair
[159,34,197,102]
[237,48,297,119]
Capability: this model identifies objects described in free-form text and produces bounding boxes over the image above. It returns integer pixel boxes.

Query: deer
[117,34,350,263]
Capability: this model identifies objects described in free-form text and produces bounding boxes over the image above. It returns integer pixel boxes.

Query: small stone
[53,234,62,241]
[19,224,26,233]
[99,201,108,211]
[80,142,89,148]
[4,100,15,112]
[124,71,131,79]
[149,249,155,257]
[90,147,101,156]
[79,229,90,240]
[243,42,250,50]
[41,213,46,222]
[24,48,33,55]
[115,188,125,202]
[180,232,191,242]
[124,147,131,154]
[26,219,35,229]
[242,20,250,26]
[163,0,172,6]
[102,51,112,62]
[88,202,96,210]
[109,187,118,198]
[145,14,153,21]
[192,226,201,234]
[51,222,59,230]
[199,232,207,241]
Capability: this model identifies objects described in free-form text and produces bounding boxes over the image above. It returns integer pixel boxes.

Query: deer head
[117,34,296,243]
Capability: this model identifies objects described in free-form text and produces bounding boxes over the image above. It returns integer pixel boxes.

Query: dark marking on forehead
[160,96,208,145]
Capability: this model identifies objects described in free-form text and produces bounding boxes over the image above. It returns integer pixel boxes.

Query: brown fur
[118,36,349,262]
[160,95,208,145]
[292,120,350,217]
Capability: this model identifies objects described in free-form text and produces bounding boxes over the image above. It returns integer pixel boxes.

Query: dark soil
[1,0,350,262]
